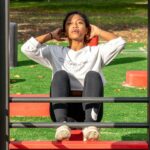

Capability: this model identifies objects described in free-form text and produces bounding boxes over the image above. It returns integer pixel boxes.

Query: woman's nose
[73,22,78,28]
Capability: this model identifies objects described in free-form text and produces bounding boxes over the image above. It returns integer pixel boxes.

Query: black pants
[50,70,103,122]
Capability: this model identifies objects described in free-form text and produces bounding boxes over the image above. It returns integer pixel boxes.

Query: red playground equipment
[123,70,147,88]
[9,94,148,150]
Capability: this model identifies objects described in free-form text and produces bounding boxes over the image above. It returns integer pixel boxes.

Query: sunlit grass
[10,0,147,30]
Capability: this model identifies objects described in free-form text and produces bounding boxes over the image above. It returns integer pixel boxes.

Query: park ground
[10,0,148,141]
[10,0,147,43]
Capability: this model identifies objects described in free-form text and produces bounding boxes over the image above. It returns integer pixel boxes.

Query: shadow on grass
[18,57,146,67]
[18,60,37,67]
[10,79,26,84]
[122,133,147,140]
[108,57,146,66]
[12,0,147,11]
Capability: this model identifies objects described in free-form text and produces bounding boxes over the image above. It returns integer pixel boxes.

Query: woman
[21,11,126,141]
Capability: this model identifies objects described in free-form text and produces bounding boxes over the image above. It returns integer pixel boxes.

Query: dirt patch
[10,9,147,44]
[17,26,147,44]
[114,28,147,44]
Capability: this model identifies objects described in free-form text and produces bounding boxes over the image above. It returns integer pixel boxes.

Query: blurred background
[10,0,147,43]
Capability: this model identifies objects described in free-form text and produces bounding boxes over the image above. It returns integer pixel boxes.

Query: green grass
[10,0,147,15]
[10,42,147,141]
[10,117,56,141]
[10,116,147,141]
[10,0,147,30]
[10,42,147,95]
[9,0,148,142]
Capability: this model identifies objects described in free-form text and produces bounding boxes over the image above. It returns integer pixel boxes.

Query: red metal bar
[9,141,148,150]
[10,94,50,117]
[9,130,148,149]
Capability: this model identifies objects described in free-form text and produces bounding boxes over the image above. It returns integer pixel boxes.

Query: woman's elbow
[118,43,126,53]
[21,44,26,54]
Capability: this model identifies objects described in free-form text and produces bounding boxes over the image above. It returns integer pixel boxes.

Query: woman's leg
[50,70,70,122]
[82,71,103,141]
[82,71,104,122]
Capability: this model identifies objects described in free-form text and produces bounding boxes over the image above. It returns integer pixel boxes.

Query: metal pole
[9,122,148,128]
[0,0,9,150]
[10,97,148,103]
[148,0,150,149]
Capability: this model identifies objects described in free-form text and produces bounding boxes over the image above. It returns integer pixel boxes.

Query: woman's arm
[36,28,65,44]
[90,24,117,41]
[98,28,117,41]
[89,25,126,66]
[21,28,66,70]
[35,32,52,44]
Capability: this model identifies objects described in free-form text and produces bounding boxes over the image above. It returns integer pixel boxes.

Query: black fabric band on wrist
[49,32,53,39]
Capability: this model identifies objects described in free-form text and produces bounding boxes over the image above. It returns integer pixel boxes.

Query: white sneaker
[82,126,99,141]
[55,125,71,141]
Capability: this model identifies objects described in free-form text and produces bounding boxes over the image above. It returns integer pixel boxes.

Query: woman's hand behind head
[89,24,100,39]
[51,28,66,41]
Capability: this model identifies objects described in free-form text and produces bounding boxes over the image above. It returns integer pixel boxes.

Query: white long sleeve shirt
[21,37,126,91]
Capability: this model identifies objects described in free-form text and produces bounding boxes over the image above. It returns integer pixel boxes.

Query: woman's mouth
[71,29,79,33]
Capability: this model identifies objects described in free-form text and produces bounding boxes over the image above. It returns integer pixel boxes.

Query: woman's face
[65,14,88,42]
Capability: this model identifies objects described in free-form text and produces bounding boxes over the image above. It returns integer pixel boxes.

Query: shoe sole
[83,126,99,141]
[55,126,71,141]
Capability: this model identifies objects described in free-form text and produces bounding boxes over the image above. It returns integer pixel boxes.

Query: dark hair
[62,11,91,42]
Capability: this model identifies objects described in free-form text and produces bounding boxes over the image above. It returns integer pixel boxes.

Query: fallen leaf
[139,47,145,51]
[9,85,13,88]
[16,93,21,95]
[10,138,16,141]
[14,75,20,78]
[29,65,36,68]
[37,75,44,79]
[138,87,146,90]
[114,89,121,92]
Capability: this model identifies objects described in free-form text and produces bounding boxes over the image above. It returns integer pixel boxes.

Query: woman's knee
[85,71,103,84]
[51,70,70,95]
[53,70,69,81]
[51,70,70,87]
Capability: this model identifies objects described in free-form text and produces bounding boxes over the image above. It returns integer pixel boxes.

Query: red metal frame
[9,141,148,150]
[10,94,50,117]
[9,130,148,150]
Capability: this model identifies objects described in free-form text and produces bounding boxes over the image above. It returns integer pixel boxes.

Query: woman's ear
[84,26,91,43]
[87,26,91,38]
[64,32,68,37]
[87,26,91,37]
[85,33,90,43]
[61,30,67,37]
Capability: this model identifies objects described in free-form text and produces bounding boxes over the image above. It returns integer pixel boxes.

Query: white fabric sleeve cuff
[109,37,126,45]
[29,37,41,48]
[21,37,41,52]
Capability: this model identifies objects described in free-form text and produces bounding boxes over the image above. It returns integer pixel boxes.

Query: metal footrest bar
[9,141,149,150]
[10,97,148,103]
[10,122,148,128]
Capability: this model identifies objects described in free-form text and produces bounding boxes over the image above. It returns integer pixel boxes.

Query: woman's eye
[78,22,83,24]
[67,22,72,25]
